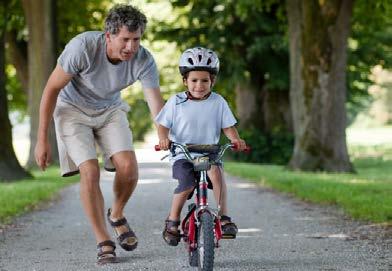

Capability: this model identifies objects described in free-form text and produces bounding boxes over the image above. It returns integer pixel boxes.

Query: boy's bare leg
[168,187,194,221]
[79,159,111,243]
[208,165,228,216]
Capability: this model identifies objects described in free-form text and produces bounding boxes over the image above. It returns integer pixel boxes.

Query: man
[34,4,163,264]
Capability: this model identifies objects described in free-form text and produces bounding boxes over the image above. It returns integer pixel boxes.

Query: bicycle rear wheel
[197,212,215,271]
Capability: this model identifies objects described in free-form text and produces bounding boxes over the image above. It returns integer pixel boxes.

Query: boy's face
[106,26,141,63]
[184,71,214,99]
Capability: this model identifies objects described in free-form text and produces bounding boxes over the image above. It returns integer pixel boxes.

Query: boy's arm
[158,124,170,150]
[222,126,246,151]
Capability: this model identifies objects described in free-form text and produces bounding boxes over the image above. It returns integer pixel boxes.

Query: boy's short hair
[105,4,147,35]
[182,71,216,82]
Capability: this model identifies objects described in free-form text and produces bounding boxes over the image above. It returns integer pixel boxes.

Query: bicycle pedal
[221,234,236,239]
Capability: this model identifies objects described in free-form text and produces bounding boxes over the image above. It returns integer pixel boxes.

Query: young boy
[156,47,247,246]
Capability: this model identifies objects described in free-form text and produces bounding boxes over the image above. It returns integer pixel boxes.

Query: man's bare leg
[108,151,138,245]
[79,159,111,243]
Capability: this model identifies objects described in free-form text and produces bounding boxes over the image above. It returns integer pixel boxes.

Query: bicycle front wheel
[197,212,215,271]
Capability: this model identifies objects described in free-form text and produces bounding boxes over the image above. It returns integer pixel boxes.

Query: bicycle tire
[197,212,215,271]
[188,220,198,267]
[189,248,198,267]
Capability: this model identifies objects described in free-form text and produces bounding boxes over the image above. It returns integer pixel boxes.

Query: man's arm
[143,87,164,123]
[35,64,73,170]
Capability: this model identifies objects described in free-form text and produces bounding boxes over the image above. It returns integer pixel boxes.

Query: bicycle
[155,142,250,271]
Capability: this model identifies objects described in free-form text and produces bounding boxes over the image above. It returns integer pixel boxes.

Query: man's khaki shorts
[53,100,134,177]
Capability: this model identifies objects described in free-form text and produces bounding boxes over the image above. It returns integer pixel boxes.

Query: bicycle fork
[189,170,223,248]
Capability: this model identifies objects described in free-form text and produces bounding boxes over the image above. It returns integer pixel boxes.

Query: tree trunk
[0,4,31,181]
[22,0,58,168]
[5,30,29,93]
[287,0,354,172]
[235,82,292,133]
[235,82,258,129]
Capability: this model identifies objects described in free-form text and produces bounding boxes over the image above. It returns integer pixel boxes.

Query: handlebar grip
[154,145,161,151]
[232,142,251,152]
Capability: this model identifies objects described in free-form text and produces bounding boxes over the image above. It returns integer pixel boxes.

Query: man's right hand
[35,140,51,171]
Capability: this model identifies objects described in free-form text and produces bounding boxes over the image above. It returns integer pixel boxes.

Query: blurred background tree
[2,0,391,180]
[0,0,31,180]
[148,0,294,164]
[146,0,391,169]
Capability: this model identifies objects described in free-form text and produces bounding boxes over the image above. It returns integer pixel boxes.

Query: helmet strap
[185,91,211,101]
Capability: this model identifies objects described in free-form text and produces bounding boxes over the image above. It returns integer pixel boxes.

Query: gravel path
[0,156,391,270]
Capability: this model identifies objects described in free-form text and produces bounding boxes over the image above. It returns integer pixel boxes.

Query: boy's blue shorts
[172,159,219,194]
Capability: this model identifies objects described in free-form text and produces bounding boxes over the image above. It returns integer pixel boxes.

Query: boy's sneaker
[220,215,238,239]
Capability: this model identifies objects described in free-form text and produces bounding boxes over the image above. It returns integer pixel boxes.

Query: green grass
[225,144,392,223]
[2,144,391,225]
[0,167,78,223]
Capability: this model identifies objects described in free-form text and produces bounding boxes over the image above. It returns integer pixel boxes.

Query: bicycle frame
[182,166,223,251]
[155,142,249,269]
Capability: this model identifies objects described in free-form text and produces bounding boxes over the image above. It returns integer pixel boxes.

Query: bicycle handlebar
[155,142,251,162]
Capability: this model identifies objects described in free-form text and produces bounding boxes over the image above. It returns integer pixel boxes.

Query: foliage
[347,0,392,124]
[4,0,109,121]
[149,0,288,107]
[148,0,293,163]
[150,0,392,124]
[225,127,293,165]
[121,80,157,142]
[225,148,392,222]
[0,167,78,223]
[3,0,27,118]
[56,0,109,50]
[5,65,26,118]
[126,98,152,142]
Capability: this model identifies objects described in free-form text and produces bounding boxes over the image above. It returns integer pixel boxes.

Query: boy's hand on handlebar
[159,138,171,150]
[231,139,247,151]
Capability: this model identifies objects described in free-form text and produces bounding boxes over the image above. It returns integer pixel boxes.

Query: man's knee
[116,160,138,182]
[79,160,100,189]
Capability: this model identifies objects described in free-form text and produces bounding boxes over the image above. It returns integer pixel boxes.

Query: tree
[150,0,291,132]
[0,0,31,181]
[149,0,294,163]
[22,0,58,168]
[286,0,354,172]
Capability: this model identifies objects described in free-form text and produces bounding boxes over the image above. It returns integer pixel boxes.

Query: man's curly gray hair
[104,4,147,35]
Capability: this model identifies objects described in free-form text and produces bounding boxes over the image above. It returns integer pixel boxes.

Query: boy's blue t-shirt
[155,91,237,161]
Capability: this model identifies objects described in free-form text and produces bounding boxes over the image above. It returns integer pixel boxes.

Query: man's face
[106,26,141,63]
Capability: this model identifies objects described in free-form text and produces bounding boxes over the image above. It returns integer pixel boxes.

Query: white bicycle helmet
[179,47,220,76]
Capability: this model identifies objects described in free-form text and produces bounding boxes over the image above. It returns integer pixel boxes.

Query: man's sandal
[107,208,138,251]
[220,215,238,239]
[97,240,117,265]
[162,219,181,246]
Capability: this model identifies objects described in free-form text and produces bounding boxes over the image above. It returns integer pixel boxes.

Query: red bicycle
[155,142,250,271]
